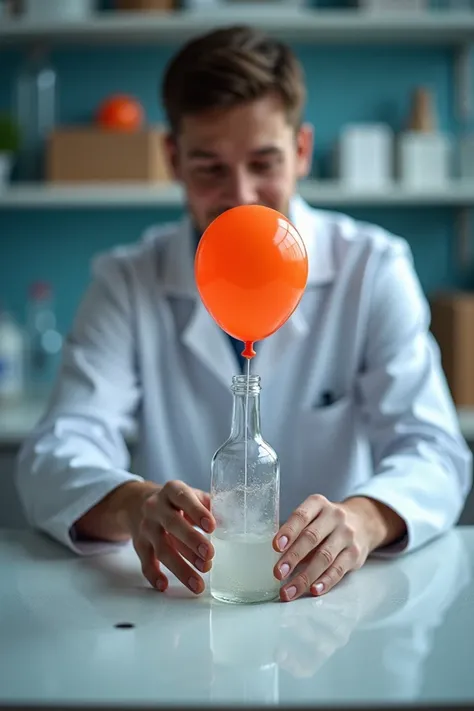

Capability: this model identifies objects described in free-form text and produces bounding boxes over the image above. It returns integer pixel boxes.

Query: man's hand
[127,480,216,596]
[273,494,406,602]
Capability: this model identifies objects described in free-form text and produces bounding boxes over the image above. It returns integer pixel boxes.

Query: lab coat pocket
[296,395,356,501]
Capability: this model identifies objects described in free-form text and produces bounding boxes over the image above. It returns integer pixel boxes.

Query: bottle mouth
[231,374,261,394]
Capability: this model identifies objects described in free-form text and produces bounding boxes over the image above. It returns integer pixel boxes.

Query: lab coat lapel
[182,299,237,389]
[254,308,310,383]
[160,217,237,389]
[252,195,336,383]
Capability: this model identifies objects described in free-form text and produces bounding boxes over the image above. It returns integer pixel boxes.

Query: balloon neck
[242,341,256,360]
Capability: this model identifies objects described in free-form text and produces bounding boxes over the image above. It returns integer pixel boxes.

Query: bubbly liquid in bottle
[211,531,280,604]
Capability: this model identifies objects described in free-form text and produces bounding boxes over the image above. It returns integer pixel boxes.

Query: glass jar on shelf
[15,47,57,182]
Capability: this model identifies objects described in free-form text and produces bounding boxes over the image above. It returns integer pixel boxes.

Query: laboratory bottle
[210,373,280,604]
[0,308,24,402]
[26,281,63,396]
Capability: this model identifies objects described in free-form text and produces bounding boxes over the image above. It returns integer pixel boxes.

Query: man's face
[165,93,313,234]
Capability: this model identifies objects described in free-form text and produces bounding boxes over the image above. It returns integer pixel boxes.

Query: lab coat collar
[156,217,237,388]
[154,194,335,388]
[290,193,336,287]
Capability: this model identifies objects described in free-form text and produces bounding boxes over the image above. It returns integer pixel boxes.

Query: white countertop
[1,395,474,445]
[0,528,473,708]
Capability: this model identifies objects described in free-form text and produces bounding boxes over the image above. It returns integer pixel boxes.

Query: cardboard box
[47,127,171,183]
[116,0,177,10]
[430,292,474,407]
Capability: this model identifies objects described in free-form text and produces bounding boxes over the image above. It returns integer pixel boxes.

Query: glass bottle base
[211,589,280,605]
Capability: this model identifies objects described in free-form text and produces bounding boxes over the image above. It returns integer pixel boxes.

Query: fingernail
[198,544,208,558]
[188,577,200,593]
[314,583,324,595]
[278,536,289,551]
[279,563,290,579]
[195,558,205,572]
[285,586,297,600]
[156,580,165,592]
[201,518,211,532]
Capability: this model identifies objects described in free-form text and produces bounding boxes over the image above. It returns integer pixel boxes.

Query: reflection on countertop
[0,528,473,707]
[209,529,473,706]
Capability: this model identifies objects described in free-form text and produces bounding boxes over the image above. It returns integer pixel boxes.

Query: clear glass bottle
[210,374,280,604]
[0,307,25,402]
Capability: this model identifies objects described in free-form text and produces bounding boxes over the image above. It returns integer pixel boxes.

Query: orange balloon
[195,205,309,359]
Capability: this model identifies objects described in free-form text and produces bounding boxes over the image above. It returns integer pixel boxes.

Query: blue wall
[1,24,474,335]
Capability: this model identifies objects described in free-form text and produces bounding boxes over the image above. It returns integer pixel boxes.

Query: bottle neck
[230,391,261,441]
[229,375,262,441]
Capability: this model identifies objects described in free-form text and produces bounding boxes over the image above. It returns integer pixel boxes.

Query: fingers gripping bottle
[210,373,280,604]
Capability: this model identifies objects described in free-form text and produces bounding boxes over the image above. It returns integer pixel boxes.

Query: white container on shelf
[335,123,394,190]
[397,87,452,188]
[184,0,304,9]
[357,0,427,12]
[21,0,96,23]
[443,1,473,9]
[398,132,452,187]
[0,153,13,190]
[458,135,474,180]
[183,0,222,6]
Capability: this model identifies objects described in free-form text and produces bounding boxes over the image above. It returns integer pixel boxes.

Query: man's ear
[295,122,314,180]
[163,132,181,181]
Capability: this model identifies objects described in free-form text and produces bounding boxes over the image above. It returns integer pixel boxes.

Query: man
[16,25,472,603]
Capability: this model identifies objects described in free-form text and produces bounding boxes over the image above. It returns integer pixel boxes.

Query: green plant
[0,114,21,153]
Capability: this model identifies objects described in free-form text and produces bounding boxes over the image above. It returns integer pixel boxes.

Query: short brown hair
[161,25,306,135]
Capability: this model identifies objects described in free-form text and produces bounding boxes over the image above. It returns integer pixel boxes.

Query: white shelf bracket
[455,42,473,123]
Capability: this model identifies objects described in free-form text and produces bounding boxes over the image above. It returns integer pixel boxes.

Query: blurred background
[1,0,474,526]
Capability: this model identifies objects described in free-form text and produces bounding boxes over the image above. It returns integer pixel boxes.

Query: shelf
[301,181,474,207]
[0,182,186,208]
[1,10,474,47]
[2,180,474,209]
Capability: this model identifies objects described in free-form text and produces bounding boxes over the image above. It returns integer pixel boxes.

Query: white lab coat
[16,195,472,556]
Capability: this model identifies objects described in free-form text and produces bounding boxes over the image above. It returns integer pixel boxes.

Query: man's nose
[225,171,259,207]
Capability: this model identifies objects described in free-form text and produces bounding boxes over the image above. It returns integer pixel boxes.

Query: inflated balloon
[195,204,309,359]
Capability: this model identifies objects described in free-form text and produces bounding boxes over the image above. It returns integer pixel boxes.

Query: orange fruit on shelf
[96,94,144,132]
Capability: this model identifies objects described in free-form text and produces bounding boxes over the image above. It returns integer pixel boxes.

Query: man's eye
[197,165,224,177]
[251,161,278,175]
